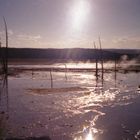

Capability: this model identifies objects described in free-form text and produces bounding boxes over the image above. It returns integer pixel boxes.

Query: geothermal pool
[0,62,140,140]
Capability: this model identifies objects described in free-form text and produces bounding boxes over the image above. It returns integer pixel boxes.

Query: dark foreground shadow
[6,136,51,140]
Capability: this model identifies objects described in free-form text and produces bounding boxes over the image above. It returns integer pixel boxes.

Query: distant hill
[0,48,140,61]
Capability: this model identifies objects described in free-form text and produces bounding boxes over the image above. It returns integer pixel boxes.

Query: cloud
[113,36,140,48]
[8,33,42,48]
[0,29,14,36]
[8,30,14,36]
[17,34,41,41]
[112,36,140,44]
[0,29,14,46]
[102,36,140,49]
[3,31,140,49]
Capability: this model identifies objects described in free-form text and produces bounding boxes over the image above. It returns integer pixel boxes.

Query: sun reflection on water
[58,62,115,69]
[74,127,96,140]
[86,129,94,140]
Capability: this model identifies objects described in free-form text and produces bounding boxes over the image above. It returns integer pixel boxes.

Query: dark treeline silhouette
[0,48,139,61]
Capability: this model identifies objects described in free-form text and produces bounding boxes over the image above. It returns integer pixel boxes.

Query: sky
[0,0,140,49]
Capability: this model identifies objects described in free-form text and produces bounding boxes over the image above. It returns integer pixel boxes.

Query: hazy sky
[0,0,140,49]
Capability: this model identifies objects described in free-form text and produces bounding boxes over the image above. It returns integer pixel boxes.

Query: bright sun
[70,0,90,31]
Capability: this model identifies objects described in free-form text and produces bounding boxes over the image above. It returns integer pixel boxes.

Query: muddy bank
[27,87,87,95]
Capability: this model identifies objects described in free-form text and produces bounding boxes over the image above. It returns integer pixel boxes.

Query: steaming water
[8,61,140,70]
[8,62,119,69]
[0,62,140,140]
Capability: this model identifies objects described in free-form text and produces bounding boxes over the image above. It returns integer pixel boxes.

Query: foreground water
[0,62,140,140]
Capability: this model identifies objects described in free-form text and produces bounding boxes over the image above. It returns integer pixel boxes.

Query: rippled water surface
[0,62,140,140]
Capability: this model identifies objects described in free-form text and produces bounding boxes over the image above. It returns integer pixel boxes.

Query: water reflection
[73,124,103,140]
[74,127,95,140]
[5,62,140,139]
[0,74,9,139]
[0,74,9,112]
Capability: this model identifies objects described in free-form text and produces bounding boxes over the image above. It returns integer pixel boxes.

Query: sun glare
[70,0,90,31]
[86,130,94,140]
[74,127,95,140]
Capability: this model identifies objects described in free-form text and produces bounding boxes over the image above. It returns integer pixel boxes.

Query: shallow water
[0,63,140,140]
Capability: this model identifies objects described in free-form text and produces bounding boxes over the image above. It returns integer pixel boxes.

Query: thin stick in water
[50,69,53,88]
[94,42,98,79]
[99,36,104,80]
[3,17,8,75]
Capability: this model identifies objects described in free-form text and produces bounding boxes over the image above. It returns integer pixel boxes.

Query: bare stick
[50,69,53,88]
[3,17,8,75]
[0,38,2,66]
[114,59,117,83]
[94,42,98,79]
[99,36,104,80]
[64,64,68,81]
